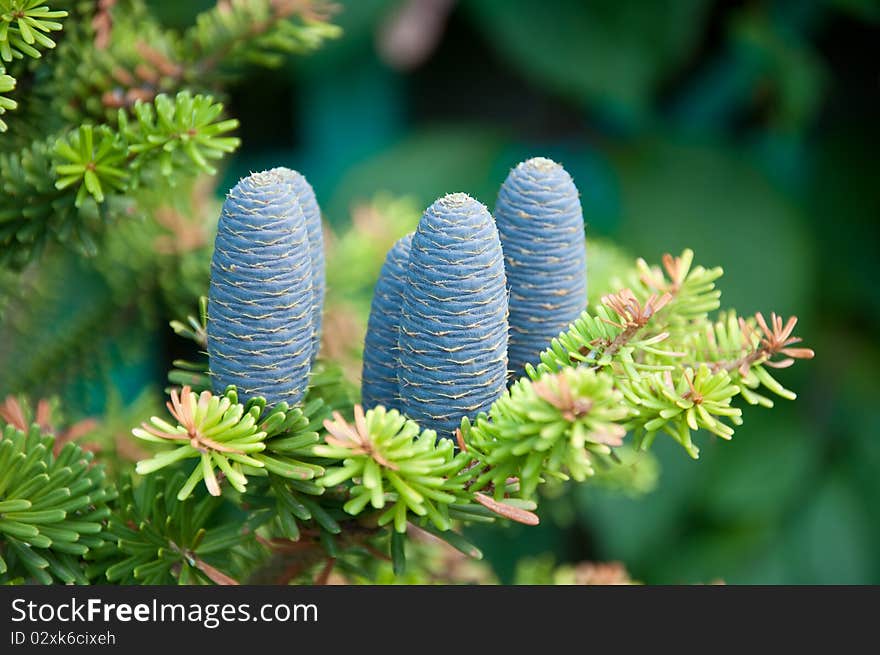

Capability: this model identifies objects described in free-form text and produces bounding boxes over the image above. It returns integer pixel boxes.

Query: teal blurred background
[9,0,879,583]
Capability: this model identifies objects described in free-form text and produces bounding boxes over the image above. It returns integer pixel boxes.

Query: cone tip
[518,156,562,173]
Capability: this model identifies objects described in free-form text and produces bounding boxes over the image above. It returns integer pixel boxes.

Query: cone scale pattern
[361,232,414,412]
[494,157,587,378]
[207,169,313,407]
[398,193,509,438]
[278,168,326,363]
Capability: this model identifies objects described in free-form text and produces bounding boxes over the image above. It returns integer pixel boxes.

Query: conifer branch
[113,236,816,584]
[0,401,115,584]
[0,1,340,268]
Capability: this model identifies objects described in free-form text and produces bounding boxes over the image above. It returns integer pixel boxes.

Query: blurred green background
[10,0,880,583]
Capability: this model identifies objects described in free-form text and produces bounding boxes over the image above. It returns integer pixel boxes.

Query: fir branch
[0,413,115,585]
[120,90,240,177]
[51,1,338,118]
[0,1,338,268]
[0,64,16,131]
[0,395,99,455]
[462,367,632,498]
[686,310,815,407]
[133,385,270,499]
[619,365,743,458]
[183,0,340,75]
[0,91,237,267]
[86,472,249,585]
[91,0,340,113]
[315,405,474,533]
[0,1,67,131]
[0,1,67,63]
[598,288,672,360]
[526,286,680,378]
[170,296,208,349]
[120,221,817,581]
[629,248,724,327]
[720,312,815,375]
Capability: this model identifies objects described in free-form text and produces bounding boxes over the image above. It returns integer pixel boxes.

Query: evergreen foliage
[514,251,813,460]
[86,471,249,584]
[0,0,339,268]
[316,405,474,534]
[133,385,270,500]
[464,367,632,498]
[0,398,115,584]
[0,63,18,132]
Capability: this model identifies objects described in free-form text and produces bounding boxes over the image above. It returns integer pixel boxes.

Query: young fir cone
[270,167,325,363]
[494,157,587,378]
[361,232,414,412]
[398,193,509,438]
[207,169,313,406]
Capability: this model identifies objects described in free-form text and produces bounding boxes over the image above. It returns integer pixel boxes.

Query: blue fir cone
[398,193,509,438]
[494,157,587,378]
[361,233,414,412]
[207,169,313,407]
[270,167,325,363]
